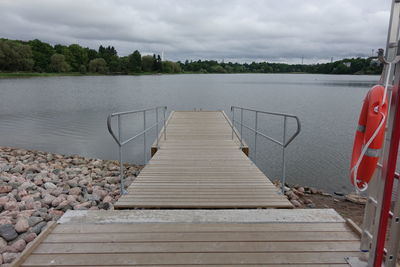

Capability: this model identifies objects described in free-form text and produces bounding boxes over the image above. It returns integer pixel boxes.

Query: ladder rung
[364,230,373,240]
[369,196,378,205]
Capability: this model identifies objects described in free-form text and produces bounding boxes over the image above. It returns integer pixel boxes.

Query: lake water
[0,74,379,193]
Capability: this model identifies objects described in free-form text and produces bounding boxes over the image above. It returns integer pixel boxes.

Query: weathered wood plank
[22,252,361,266]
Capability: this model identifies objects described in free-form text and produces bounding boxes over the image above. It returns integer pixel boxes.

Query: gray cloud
[0,0,392,63]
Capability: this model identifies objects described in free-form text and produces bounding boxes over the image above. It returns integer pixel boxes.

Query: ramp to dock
[12,209,361,266]
[115,111,292,209]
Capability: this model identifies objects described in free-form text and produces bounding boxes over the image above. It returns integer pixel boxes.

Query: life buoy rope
[350,63,391,193]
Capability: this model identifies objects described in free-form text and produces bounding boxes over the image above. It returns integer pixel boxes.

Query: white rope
[351,63,392,193]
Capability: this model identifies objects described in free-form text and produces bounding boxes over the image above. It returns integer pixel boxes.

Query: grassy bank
[0,72,184,78]
[0,72,87,78]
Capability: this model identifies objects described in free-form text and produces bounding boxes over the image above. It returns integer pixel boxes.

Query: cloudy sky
[0,0,392,63]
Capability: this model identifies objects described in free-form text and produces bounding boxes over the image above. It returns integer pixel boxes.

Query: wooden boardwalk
[12,209,361,266]
[115,111,292,209]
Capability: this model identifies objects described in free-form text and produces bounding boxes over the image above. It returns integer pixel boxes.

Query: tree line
[0,38,382,75]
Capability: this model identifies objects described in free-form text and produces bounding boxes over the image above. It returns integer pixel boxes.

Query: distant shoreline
[0,71,378,79]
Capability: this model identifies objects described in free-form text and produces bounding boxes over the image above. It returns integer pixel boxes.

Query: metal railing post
[143,110,146,165]
[163,107,167,140]
[118,115,125,195]
[231,107,235,140]
[156,107,159,148]
[254,111,258,163]
[281,116,287,193]
[240,108,244,147]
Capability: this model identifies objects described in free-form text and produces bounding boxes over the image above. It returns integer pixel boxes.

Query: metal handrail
[231,106,301,193]
[107,106,167,194]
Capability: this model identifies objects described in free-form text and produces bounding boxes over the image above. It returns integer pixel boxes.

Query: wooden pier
[115,111,292,209]
[12,209,361,266]
[12,110,362,266]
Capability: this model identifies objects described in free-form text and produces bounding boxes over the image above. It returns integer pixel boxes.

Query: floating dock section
[115,111,292,209]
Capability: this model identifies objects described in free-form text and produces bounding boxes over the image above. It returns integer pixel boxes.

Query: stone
[0,237,7,250]
[3,201,18,211]
[93,189,107,200]
[25,200,42,210]
[42,194,56,205]
[29,221,47,235]
[68,187,81,196]
[307,203,316,208]
[50,187,63,197]
[28,216,43,227]
[3,252,19,264]
[49,209,64,217]
[0,224,18,241]
[303,198,313,204]
[0,196,9,206]
[98,202,112,210]
[10,239,26,252]
[15,217,29,233]
[44,182,57,190]
[106,176,119,184]
[334,191,345,196]
[19,181,36,190]
[286,191,298,200]
[290,199,302,208]
[345,193,367,205]
[321,192,332,197]
[102,195,113,203]
[0,253,2,264]
[51,195,65,207]
[310,187,318,194]
[21,232,37,243]
[73,201,91,210]
[0,185,12,194]
[297,187,305,193]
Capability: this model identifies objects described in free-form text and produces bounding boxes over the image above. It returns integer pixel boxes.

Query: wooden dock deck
[12,209,361,266]
[115,111,292,209]
[12,111,362,266]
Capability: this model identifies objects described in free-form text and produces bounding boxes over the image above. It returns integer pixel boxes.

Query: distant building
[343,62,351,67]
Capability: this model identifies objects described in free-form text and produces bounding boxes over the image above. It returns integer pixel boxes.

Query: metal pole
[163,107,167,140]
[143,110,146,165]
[231,108,235,140]
[240,108,243,147]
[281,116,287,193]
[156,107,159,148]
[118,115,124,195]
[254,111,258,163]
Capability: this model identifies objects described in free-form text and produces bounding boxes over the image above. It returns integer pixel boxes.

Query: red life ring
[350,85,388,190]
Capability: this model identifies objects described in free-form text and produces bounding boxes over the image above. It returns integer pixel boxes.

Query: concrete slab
[59,209,345,224]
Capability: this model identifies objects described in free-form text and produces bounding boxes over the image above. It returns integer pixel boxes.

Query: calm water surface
[0,74,379,193]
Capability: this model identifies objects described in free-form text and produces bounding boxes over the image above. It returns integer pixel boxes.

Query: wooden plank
[34,241,360,254]
[46,231,359,243]
[22,252,361,266]
[52,222,352,233]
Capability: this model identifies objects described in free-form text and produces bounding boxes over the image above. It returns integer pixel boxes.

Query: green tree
[0,39,34,71]
[128,50,142,72]
[27,39,54,72]
[50,53,70,72]
[141,55,154,72]
[89,58,108,73]
[67,44,88,72]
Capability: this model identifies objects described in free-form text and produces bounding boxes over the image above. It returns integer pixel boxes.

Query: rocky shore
[0,147,141,265]
[273,180,366,226]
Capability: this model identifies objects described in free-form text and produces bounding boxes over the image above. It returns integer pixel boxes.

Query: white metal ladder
[348,0,400,266]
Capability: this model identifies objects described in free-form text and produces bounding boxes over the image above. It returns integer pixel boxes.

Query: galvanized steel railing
[231,106,301,193]
[107,106,167,194]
